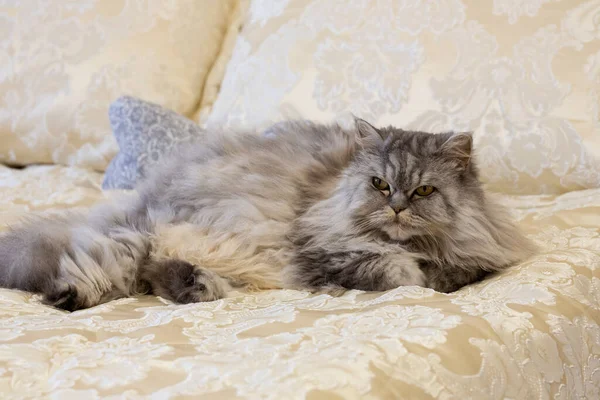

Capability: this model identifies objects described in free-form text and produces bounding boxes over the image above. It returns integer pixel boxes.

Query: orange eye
[414,185,435,197]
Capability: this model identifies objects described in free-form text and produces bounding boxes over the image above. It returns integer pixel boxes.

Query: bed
[1,164,598,399]
[1,0,599,398]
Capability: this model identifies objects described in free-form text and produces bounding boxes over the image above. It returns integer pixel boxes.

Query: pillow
[207,0,600,195]
[0,0,235,170]
[194,0,252,125]
[102,96,205,190]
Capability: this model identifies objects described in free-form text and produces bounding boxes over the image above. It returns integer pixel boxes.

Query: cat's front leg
[285,250,426,293]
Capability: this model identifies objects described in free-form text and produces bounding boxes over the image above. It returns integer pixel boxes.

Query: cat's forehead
[383,148,425,185]
[379,132,449,186]
[384,130,443,154]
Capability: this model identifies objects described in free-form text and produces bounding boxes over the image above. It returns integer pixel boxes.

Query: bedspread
[0,164,599,399]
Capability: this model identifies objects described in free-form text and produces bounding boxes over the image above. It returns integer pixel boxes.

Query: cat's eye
[371,177,390,192]
[414,185,435,197]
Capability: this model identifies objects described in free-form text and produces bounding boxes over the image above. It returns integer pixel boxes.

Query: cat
[0,119,535,310]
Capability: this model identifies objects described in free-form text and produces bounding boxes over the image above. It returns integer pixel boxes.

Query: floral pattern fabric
[0,165,599,399]
[208,0,600,195]
[0,0,234,170]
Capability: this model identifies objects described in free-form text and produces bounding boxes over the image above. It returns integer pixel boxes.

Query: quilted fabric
[102,96,206,190]
[207,0,600,195]
[0,164,599,399]
[0,0,235,170]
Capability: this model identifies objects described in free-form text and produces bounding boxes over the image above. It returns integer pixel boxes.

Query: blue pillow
[102,96,205,190]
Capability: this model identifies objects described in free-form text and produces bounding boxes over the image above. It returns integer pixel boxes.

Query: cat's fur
[0,120,535,310]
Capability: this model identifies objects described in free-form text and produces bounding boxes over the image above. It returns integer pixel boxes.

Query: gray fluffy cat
[0,119,535,310]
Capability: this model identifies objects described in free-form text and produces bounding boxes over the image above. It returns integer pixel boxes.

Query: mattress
[0,164,599,399]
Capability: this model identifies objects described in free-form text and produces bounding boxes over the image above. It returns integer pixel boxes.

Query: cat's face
[343,120,481,241]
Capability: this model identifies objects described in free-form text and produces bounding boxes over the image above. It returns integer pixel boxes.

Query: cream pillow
[0,0,235,170]
[208,0,600,194]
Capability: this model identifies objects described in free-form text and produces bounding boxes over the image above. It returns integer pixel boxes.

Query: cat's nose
[389,195,408,214]
[392,205,406,214]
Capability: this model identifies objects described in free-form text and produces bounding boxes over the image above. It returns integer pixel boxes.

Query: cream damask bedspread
[0,165,599,399]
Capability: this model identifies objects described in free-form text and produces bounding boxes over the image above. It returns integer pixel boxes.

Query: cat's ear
[439,132,473,169]
[354,117,385,143]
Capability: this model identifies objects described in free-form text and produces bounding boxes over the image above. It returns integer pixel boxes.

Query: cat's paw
[175,265,229,304]
[43,285,83,311]
[43,284,104,311]
[148,259,229,304]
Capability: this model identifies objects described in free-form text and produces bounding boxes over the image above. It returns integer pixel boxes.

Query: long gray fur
[0,119,535,310]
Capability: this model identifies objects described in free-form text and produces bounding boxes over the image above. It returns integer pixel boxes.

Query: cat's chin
[381,225,416,241]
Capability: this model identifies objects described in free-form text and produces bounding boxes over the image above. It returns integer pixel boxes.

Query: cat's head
[342,119,482,241]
